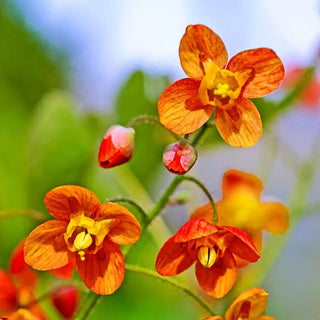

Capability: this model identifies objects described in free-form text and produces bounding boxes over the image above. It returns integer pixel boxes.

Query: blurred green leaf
[115,71,173,185]
[26,91,92,211]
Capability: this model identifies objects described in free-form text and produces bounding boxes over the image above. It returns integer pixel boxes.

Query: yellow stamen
[74,231,93,251]
[78,250,86,261]
[214,83,230,98]
[198,246,217,268]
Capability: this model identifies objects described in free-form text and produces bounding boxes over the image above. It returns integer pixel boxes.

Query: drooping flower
[192,169,289,267]
[24,185,141,295]
[51,286,78,319]
[155,217,260,298]
[98,125,135,168]
[163,139,197,174]
[158,24,284,147]
[203,287,276,320]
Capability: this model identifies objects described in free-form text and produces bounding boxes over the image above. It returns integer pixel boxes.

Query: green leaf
[114,71,172,185]
[26,91,92,211]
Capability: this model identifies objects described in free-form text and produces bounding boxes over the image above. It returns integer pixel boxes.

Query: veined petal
[215,97,262,147]
[225,288,268,320]
[179,24,228,79]
[175,218,218,243]
[190,203,214,223]
[98,203,141,245]
[195,249,237,298]
[155,236,194,276]
[222,169,263,198]
[158,78,213,134]
[76,238,125,295]
[0,269,16,312]
[221,226,260,262]
[227,48,284,98]
[262,202,289,234]
[9,240,38,289]
[44,185,101,221]
[24,220,72,270]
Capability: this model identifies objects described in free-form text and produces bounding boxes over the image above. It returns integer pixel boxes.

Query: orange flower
[0,270,46,320]
[192,169,289,267]
[24,185,141,295]
[158,24,284,147]
[155,217,260,298]
[203,288,276,320]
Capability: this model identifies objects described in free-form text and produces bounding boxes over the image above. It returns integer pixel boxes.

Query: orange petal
[234,231,262,268]
[179,24,228,79]
[98,203,141,245]
[155,236,194,276]
[222,169,263,198]
[203,317,224,320]
[8,308,44,320]
[44,185,101,221]
[215,97,262,147]
[76,238,125,295]
[227,48,284,98]
[175,218,218,243]
[262,202,289,234]
[256,316,277,320]
[24,220,72,270]
[195,249,237,298]
[225,288,269,320]
[222,226,260,262]
[0,269,16,312]
[190,203,214,223]
[158,78,213,134]
[50,260,75,279]
[9,240,38,289]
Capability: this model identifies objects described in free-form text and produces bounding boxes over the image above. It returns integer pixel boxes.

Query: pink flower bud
[51,286,78,319]
[163,139,197,175]
[98,125,135,168]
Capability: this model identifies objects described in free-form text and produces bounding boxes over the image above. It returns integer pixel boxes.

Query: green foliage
[26,92,92,211]
[115,71,173,185]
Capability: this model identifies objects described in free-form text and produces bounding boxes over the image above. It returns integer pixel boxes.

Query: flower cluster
[9,23,289,319]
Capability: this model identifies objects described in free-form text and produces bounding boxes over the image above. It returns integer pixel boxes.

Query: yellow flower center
[219,189,266,232]
[199,63,247,109]
[198,246,217,268]
[64,212,116,261]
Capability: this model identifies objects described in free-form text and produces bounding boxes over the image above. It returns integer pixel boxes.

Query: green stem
[125,264,216,316]
[105,197,148,222]
[182,176,217,225]
[0,209,46,222]
[127,115,180,140]
[76,292,101,320]
[190,123,208,146]
[145,175,184,227]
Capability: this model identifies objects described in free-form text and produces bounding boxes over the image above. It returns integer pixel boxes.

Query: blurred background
[0,0,319,319]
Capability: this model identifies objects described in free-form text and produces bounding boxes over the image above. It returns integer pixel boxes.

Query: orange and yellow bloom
[0,243,46,320]
[203,287,276,320]
[155,216,260,298]
[193,169,289,266]
[24,185,141,295]
[158,24,284,147]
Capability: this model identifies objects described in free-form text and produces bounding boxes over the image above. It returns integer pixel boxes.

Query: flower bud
[98,125,135,168]
[51,286,78,319]
[163,139,197,175]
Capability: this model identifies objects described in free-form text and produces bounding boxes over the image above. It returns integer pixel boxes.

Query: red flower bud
[98,125,135,168]
[163,139,197,175]
[51,286,78,319]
